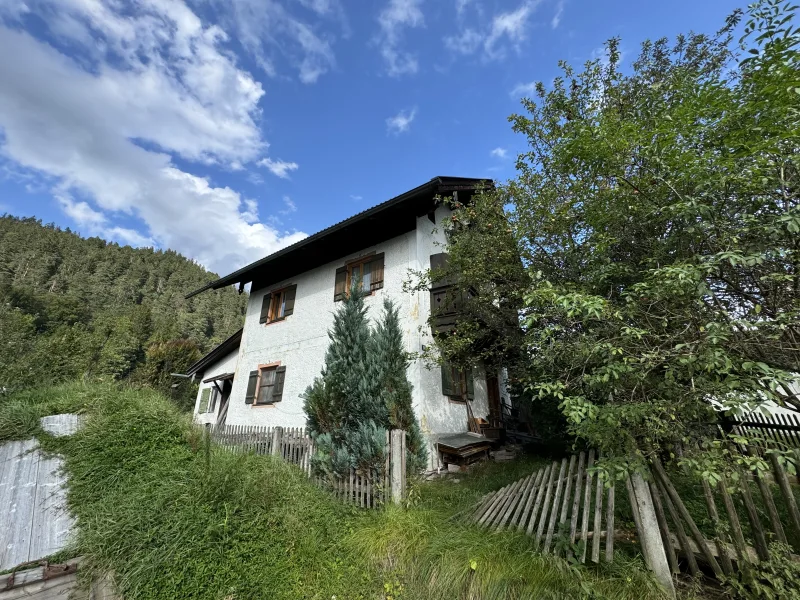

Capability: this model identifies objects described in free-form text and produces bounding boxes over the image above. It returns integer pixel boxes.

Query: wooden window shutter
[430,252,449,271]
[334,267,347,301]
[465,369,475,400]
[441,363,457,397]
[259,294,271,324]
[283,285,297,316]
[245,370,259,404]
[430,253,452,286]
[370,253,385,291]
[199,388,211,413]
[271,366,287,403]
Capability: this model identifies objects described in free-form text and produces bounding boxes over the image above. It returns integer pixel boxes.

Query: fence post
[271,427,282,457]
[390,429,406,505]
[630,472,676,599]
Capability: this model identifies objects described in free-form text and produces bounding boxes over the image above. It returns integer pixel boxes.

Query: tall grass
[0,381,112,441]
[3,382,672,599]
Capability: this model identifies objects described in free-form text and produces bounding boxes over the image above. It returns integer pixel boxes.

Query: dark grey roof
[186,176,491,298]
[186,328,242,378]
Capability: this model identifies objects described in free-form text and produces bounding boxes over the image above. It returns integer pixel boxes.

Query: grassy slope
[1,383,668,600]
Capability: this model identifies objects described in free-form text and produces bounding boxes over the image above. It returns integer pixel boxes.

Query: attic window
[334,253,385,301]
[260,285,297,324]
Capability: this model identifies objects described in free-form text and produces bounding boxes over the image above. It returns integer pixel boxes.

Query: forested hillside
[0,216,247,396]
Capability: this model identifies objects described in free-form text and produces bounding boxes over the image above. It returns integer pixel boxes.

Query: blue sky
[0,0,739,276]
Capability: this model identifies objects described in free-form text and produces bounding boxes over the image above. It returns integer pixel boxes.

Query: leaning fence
[208,424,407,509]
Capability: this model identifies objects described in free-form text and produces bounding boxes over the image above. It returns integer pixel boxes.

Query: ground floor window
[441,362,474,402]
[245,365,287,405]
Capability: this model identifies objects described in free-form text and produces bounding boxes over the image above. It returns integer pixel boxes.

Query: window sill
[252,403,278,408]
[447,397,473,405]
[262,317,288,327]
[334,289,380,303]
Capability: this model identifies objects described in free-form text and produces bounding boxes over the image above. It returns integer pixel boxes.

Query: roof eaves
[185,176,490,299]
[185,328,243,377]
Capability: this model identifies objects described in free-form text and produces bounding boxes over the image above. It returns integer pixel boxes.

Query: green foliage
[304,286,427,476]
[724,543,800,599]
[134,339,202,409]
[0,216,246,400]
[426,2,800,462]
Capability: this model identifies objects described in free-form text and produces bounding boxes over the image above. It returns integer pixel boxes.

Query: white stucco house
[185,176,510,468]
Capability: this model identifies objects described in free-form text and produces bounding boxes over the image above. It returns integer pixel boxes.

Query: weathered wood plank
[579,450,595,563]
[700,477,733,576]
[591,464,604,563]
[556,454,577,556]
[569,452,585,543]
[718,475,749,564]
[514,468,544,531]
[769,452,800,541]
[652,460,717,576]
[542,459,567,552]
[649,480,678,575]
[604,483,615,563]
[527,464,554,537]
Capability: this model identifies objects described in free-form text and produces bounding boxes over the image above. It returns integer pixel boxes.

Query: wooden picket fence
[646,452,800,579]
[210,424,314,476]
[731,411,800,450]
[313,469,385,508]
[208,424,407,509]
[470,450,616,563]
[469,444,800,588]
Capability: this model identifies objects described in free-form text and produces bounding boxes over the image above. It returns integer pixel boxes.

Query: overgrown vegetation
[420,0,800,464]
[304,285,427,475]
[0,216,246,401]
[3,382,670,599]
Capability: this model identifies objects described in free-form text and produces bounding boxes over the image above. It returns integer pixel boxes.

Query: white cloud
[490,147,508,159]
[0,2,307,274]
[455,0,474,16]
[199,0,340,84]
[280,196,297,214]
[257,158,300,179]
[510,81,538,97]
[386,108,417,134]
[443,28,483,55]
[377,0,425,76]
[551,0,564,29]
[444,0,542,60]
[350,194,363,201]
[484,0,541,58]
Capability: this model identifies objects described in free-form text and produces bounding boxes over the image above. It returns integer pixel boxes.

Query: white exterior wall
[221,204,492,468]
[193,350,239,425]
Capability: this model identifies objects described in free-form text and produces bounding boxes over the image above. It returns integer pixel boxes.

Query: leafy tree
[304,284,426,475]
[426,1,800,461]
[136,339,202,410]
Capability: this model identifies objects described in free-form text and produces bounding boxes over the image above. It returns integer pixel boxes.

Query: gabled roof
[186,328,242,378]
[186,176,491,298]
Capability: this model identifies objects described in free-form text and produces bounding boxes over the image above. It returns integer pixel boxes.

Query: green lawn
[1,382,671,599]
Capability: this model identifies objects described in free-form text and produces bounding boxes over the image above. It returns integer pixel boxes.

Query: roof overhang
[186,176,492,298]
[186,328,242,378]
[203,372,235,384]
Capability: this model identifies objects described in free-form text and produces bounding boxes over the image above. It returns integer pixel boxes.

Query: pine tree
[303,285,426,476]
[369,299,427,473]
